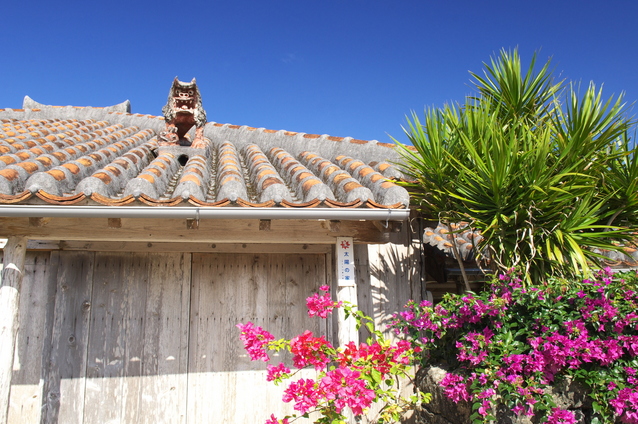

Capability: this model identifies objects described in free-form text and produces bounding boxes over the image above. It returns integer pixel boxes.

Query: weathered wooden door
[32,252,191,424]
[8,250,330,424]
[187,253,329,423]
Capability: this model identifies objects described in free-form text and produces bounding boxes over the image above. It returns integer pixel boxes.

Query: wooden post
[0,236,27,424]
[336,286,358,346]
[335,237,358,347]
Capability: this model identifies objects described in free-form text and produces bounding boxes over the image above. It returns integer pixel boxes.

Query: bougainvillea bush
[237,286,430,424]
[392,269,638,423]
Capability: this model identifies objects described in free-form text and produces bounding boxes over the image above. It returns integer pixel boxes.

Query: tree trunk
[447,224,471,292]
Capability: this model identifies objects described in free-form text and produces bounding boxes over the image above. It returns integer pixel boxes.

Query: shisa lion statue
[159,77,209,148]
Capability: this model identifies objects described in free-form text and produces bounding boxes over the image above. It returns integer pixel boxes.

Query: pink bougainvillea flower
[319,367,375,415]
[266,363,291,382]
[478,399,492,417]
[336,339,411,377]
[282,378,320,414]
[306,286,342,318]
[236,322,274,362]
[546,408,576,424]
[264,414,289,424]
[440,372,471,402]
[290,330,333,370]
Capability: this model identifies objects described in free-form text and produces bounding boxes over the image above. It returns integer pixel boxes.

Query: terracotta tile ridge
[5,105,131,114]
[206,122,398,150]
[7,107,164,121]
[280,199,322,208]
[323,199,363,208]
[349,138,368,145]
[103,110,165,120]
[365,200,407,209]
[35,191,86,204]
[216,141,248,203]
[297,150,373,204]
[267,147,334,204]
[0,190,33,204]
[243,144,291,204]
[235,198,276,208]
[91,193,136,205]
[187,197,231,207]
[137,194,185,206]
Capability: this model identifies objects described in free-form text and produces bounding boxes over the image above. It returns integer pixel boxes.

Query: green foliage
[395,49,636,284]
[392,270,638,423]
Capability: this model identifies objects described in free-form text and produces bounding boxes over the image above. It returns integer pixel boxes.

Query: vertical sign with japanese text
[336,237,355,287]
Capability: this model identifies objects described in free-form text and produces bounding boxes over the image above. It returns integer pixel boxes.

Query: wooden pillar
[0,237,27,424]
[336,286,358,346]
[336,237,358,346]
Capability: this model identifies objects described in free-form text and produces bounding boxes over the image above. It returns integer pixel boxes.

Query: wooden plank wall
[6,251,57,424]
[355,222,423,339]
[352,224,423,424]
[80,252,191,424]
[6,252,191,424]
[42,252,94,424]
[187,253,329,424]
[6,240,418,424]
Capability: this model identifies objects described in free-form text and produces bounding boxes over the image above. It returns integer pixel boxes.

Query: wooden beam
[0,217,390,244]
[26,240,60,250]
[373,220,403,233]
[28,217,49,227]
[328,220,341,233]
[0,236,27,423]
[259,219,271,231]
[46,241,333,254]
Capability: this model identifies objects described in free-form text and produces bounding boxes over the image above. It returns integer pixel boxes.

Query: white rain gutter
[0,205,409,221]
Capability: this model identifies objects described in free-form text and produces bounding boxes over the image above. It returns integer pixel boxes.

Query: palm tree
[396,49,635,285]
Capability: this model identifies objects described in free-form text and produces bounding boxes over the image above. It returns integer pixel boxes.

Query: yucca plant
[396,49,636,285]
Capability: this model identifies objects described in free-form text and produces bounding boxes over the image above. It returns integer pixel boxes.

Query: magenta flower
[440,372,471,402]
[264,414,289,424]
[237,322,274,362]
[319,367,375,415]
[547,408,576,424]
[290,330,332,370]
[306,285,342,318]
[266,363,291,382]
[477,399,492,417]
[611,387,638,422]
[282,378,320,414]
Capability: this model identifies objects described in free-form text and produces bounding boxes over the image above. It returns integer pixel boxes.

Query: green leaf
[371,368,382,384]
[395,48,635,283]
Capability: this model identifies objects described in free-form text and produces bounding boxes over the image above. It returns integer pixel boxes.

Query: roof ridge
[7,106,402,153]
[23,96,131,113]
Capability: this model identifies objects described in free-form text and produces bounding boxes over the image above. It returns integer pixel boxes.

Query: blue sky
[2,0,637,144]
